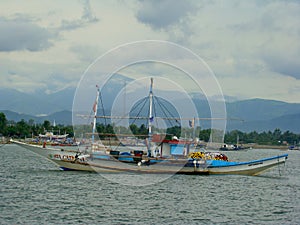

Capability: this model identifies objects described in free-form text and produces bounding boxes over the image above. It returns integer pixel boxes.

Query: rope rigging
[153,96,181,127]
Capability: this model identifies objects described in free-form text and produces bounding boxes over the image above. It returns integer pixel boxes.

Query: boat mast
[92,85,100,144]
[148,78,154,157]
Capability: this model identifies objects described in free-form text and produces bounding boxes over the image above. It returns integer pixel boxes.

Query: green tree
[166,126,181,138]
[105,124,114,134]
[139,124,148,136]
[0,112,7,134]
[16,119,30,138]
[62,125,74,137]
[281,130,298,145]
[43,120,51,131]
[6,125,17,137]
[129,124,139,135]
[199,129,211,142]
[246,131,259,143]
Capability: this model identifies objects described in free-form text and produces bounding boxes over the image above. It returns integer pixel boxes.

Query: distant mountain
[0,87,75,115]
[0,110,37,123]
[43,110,72,125]
[1,76,300,132]
[226,98,300,121]
[2,108,299,133]
[268,113,300,132]
[224,99,300,132]
[227,113,300,133]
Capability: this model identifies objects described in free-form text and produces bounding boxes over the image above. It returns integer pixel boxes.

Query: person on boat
[153,147,159,157]
[74,153,79,162]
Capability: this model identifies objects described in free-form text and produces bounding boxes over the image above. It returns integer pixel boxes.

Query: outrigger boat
[11,139,288,175]
[12,78,288,175]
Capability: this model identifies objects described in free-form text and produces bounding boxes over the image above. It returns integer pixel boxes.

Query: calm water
[0,144,299,224]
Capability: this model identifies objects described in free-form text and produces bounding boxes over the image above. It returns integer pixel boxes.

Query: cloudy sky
[0,0,299,102]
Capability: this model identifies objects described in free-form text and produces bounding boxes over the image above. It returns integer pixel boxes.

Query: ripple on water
[1,146,299,224]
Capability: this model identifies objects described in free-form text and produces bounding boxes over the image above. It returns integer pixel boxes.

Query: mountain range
[1,85,300,133]
[0,87,74,115]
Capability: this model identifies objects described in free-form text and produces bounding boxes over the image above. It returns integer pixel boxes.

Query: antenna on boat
[123,80,126,118]
[92,85,100,144]
[148,77,154,157]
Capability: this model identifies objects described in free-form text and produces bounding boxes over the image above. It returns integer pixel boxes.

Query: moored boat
[219,144,250,151]
[11,78,288,176]
[11,139,288,175]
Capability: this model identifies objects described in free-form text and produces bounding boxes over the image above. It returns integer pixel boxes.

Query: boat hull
[87,155,287,176]
[12,140,288,176]
[11,140,93,171]
[205,155,287,175]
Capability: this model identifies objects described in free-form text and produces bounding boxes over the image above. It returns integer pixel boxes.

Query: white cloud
[0,18,56,51]
[136,0,197,29]
[0,0,299,103]
[60,0,99,31]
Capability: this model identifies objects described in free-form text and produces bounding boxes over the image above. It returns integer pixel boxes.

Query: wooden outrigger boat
[11,139,288,175]
[12,78,288,175]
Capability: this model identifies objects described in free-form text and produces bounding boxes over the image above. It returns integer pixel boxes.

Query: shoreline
[251,144,289,150]
[2,137,291,150]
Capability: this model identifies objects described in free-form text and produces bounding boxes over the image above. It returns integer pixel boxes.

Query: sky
[0,0,300,103]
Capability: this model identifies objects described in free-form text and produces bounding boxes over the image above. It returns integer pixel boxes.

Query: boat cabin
[152,134,192,158]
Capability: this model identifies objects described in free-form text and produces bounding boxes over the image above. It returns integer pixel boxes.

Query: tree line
[164,126,299,145]
[0,112,299,145]
[0,112,74,138]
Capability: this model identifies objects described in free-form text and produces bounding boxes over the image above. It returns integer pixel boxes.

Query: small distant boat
[220,134,249,151]
[288,141,299,150]
[11,78,288,176]
[288,145,299,150]
[31,132,78,146]
[219,144,249,151]
[38,132,68,139]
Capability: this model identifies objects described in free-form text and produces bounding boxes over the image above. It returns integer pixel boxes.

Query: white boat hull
[12,140,288,176]
[11,140,90,169]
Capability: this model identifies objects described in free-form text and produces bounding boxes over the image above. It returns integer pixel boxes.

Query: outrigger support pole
[92,85,100,144]
[148,78,154,157]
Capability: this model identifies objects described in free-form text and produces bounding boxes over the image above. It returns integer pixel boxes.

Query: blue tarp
[170,144,184,155]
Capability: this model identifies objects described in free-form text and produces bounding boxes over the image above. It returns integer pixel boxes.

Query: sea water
[0,144,299,224]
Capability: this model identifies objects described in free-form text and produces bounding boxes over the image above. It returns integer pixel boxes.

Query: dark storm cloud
[0,18,55,52]
[136,0,197,29]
